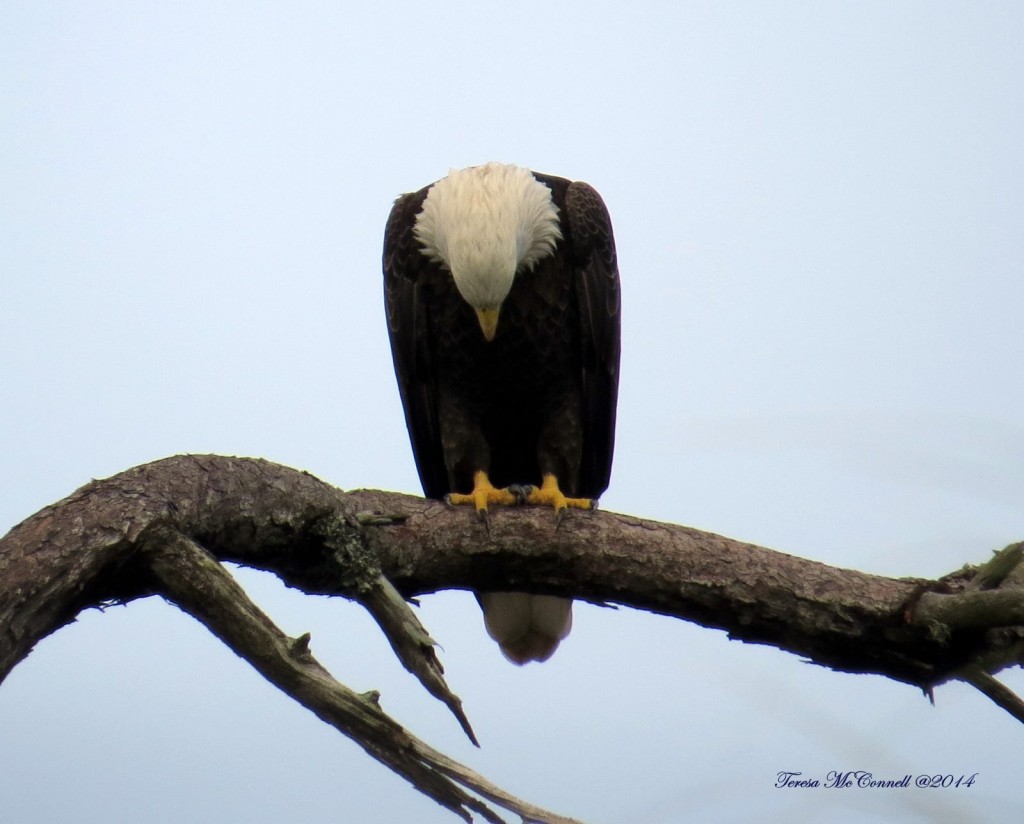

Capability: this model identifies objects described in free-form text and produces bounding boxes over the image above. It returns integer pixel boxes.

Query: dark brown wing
[530,172,621,498]
[563,180,621,498]
[382,188,450,499]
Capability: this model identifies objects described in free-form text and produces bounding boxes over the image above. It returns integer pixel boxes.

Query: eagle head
[413,162,562,341]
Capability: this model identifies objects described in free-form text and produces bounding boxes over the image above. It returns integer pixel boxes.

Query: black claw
[554,507,567,531]
[477,507,491,534]
[443,493,454,507]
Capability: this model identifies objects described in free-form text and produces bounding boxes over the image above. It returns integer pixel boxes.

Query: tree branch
[142,527,557,823]
[2,454,1023,821]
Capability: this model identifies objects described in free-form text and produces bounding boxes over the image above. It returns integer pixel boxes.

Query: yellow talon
[446,470,519,514]
[526,474,594,513]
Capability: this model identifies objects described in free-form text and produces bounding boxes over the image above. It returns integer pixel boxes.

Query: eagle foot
[445,471,521,516]
[526,474,595,515]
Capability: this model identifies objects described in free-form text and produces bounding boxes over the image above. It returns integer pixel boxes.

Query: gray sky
[2,2,1023,822]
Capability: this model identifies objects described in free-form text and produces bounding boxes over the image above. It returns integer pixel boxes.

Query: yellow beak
[475,307,500,342]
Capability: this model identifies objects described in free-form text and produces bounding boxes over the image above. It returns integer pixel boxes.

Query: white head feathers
[413,163,562,311]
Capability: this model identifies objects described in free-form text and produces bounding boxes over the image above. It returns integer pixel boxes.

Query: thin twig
[357,573,478,745]
[958,666,1024,725]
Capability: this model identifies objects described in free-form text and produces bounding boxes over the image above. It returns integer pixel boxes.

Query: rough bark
[2,455,1023,822]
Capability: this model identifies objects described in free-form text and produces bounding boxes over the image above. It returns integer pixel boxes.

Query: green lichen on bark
[310,513,382,596]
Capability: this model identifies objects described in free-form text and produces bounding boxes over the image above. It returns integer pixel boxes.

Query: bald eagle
[383,163,620,663]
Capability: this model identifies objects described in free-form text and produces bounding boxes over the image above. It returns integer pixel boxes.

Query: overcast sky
[2,3,1023,822]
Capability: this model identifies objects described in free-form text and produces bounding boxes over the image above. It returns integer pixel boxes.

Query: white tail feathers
[478,593,573,664]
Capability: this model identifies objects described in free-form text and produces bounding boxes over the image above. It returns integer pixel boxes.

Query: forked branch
[2,454,1023,822]
[142,528,571,823]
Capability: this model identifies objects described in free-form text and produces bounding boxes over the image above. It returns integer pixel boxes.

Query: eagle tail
[477,592,573,664]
